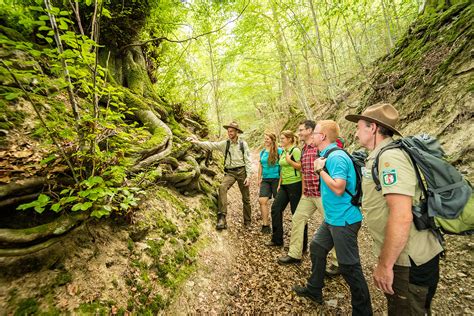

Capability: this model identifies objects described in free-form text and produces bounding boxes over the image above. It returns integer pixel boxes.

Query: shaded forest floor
[166,151,473,315]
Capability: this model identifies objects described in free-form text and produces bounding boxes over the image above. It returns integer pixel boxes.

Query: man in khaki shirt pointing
[346,103,443,315]
[188,121,252,230]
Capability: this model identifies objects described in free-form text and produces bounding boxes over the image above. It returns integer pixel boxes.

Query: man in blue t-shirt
[292,120,372,315]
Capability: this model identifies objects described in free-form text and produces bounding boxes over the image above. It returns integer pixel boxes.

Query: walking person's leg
[236,169,251,226]
[284,196,316,260]
[314,197,340,275]
[258,194,270,230]
[287,182,304,250]
[269,186,290,246]
[217,173,237,229]
[331,222,372,315]
[292,222,333,303]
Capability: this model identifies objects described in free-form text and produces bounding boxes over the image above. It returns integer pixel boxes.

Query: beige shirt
[361,137,443,266]
[195,138,252,179]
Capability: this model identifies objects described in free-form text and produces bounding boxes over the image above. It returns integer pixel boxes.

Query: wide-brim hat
[345,102,402,136]
[223,121,243,133]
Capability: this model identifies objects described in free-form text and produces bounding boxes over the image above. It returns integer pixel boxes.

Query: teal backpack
[372,134,473,237]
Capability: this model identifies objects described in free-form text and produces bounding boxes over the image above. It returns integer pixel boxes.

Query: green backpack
[372,134,473,237]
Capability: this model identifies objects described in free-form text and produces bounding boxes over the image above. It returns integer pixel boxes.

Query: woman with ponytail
[258,132,283,233]
[267,130,302,247]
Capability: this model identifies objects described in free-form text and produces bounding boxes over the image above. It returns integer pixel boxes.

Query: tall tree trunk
[206,36,222,138]
[388,0,402,37]
[381,0,395,52]
[342,13,366,73]
[308,0,337,104]
[270,1,291,113]
[302,46,315,99]
[280,27,313,119]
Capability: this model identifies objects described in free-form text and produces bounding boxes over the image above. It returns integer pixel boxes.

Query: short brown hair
[318,120,340,142]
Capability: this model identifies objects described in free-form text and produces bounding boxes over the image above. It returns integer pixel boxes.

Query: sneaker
[265,241,283,247]
[292,285,323,304]
[261,225,271,234]
[278,255,301,265]
[325,264,341,277]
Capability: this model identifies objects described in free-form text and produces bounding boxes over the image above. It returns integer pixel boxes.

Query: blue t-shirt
[260,148,283,179]
[319,143,362,226]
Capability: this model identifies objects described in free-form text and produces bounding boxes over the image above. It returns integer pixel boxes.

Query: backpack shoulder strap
[323,146,343,159]
[322,147,356,198]
[224,140,231,165]
[288,147,299,176]
[239,140,245,155]
[240,140,246,163]
[371,141,427,194]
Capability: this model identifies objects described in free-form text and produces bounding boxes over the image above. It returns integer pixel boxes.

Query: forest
[0,0,472,314]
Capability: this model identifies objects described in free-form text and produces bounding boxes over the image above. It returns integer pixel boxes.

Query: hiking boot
[292,285,323,304]
[216,214,227,230]
[325,264,341,277]
[261,225,271,234]
[278,255,301,265]
[265,241,283,247]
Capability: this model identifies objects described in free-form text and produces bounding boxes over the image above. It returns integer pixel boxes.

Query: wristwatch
[315,168,324,175]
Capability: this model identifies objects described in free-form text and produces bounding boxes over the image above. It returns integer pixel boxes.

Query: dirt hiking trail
[166,151,473,314]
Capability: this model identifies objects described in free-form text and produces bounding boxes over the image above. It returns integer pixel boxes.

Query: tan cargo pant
[288,195,338,264]
[218,167,251,224]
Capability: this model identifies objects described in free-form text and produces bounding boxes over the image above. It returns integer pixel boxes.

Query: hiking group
[187,102,472,315]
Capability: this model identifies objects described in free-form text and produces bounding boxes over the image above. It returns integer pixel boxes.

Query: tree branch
[120,1,249,51]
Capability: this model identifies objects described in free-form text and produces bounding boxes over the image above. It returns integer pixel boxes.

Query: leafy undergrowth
[0,187,217,314]
[166,151,473,314]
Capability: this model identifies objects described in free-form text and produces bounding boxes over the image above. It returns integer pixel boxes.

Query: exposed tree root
[0,234,67,257]
[0,213,88,246]
[0,177,48,199]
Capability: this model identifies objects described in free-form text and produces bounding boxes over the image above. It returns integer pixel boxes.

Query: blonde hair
[318,120,340,142]
[264,132,279,165]
[281,130,298,145]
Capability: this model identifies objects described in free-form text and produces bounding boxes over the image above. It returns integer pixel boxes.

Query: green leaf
[17,201,37,210]
[4,92,22,100]
[71,202,92,212]
[60,188,71,195]
[83,176,104,188]
[102,8,112,18]
[120,203,128,210]
[38,194,50,204]
[41,154,57,165]
[51,203,61,212]
[59,20,68,30]
[90,209,110,218]
[34,205,45,214]
[61,196,78,204]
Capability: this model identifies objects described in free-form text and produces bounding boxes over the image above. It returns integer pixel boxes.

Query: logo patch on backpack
[382,169,397,186]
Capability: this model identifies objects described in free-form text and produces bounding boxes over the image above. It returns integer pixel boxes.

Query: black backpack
[322,148,367,207]
[371,134,473,236]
